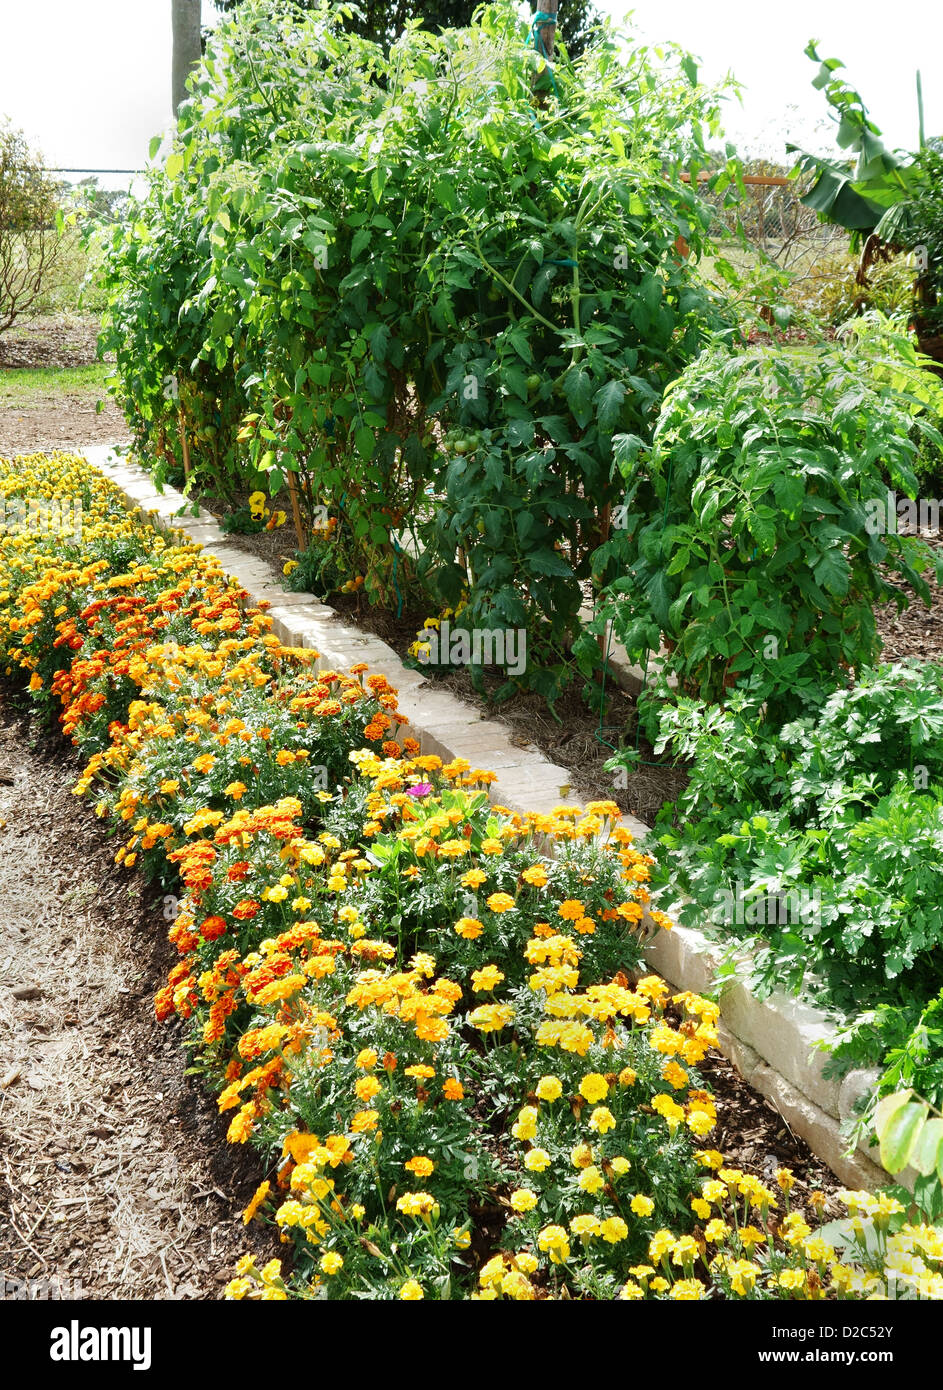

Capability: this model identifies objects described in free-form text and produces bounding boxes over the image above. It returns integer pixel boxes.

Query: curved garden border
[81,444,887,1190]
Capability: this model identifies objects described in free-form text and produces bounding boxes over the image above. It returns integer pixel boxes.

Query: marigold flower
[600,1217,629,1244]
[399,1280,424,1300]
[471,964,505,993]
[405,1156,435,1178]
[486,892,515,914]
[510,1189,538,1214]
[535,1075,562,1103]
[524,1148,551,1173]
[630,1194,655,1218]
[570,1214,600,1240]
[242,1180,270,1225]
[537,1225,570,1264]
[579,1073,608,1104]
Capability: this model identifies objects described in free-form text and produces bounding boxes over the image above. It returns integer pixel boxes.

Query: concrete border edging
[80,445,888,1189]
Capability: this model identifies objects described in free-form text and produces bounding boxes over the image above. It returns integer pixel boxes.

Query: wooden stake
[177,408,191,483]
[286,471,307,551]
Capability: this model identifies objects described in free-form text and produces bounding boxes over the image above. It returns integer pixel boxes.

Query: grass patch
[0,362,111,408]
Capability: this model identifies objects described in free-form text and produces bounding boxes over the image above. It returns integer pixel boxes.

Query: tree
[214,0,601,60]
[173,0,204,113]
[0,121,64,335]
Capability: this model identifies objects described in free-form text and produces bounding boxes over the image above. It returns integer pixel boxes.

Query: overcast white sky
[0,0,938,182]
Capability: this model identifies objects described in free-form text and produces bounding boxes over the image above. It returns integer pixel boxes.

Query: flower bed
[3,449,942,1301]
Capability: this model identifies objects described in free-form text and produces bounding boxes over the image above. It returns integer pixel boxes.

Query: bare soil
[0,315,127,457]
[0,692,278,1300]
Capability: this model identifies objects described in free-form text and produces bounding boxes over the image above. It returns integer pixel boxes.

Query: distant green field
[0,362,111,409]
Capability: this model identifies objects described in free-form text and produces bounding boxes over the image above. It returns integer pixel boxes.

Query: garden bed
[85,445,892,1191]
[6,444,921,1302]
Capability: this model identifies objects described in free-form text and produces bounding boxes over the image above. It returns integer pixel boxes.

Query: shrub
[0,120,66,332]
[594,330,943,721]
[98,0,731,700]
[635,664,943,1091]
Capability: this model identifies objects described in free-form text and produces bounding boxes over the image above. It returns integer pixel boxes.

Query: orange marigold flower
[242,1180,270,1224]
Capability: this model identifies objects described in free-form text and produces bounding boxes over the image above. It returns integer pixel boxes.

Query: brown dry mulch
[0,692,278,1300]
[699,1050,843,1218]
[874,532,943,664]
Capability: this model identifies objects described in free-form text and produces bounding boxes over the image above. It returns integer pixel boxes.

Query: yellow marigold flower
[454,916,484,939]
[501,1271,535,1301]
[479,1255,506,1287]
[521,865,549,887]
[701,1180,728,1205]
[511,1106,538,1142]
[578,1165,604,1195]
[600,1216,629,1245]
[355,1075,381,1102]
[570,1143,594,1169]
[396,1191,439,1218]
[695,1151,723,1174]
[620,1281,644,1300]
[537,1225,570,1264]
[510,1189,538,1214]
[686,1110,715,1138]
[618,1067,637,1087]
[350,1109,379,1133]
[399,1279,424,1300]
[630,1194,655,1218]
[524,1148,551,1173]
[557,899,585,920]
[729,1259,759,1296]
[690,1197,711,1220]
[777,1267,806,1291]
[486,891,515,914]
[480,838,503,854]
[739,1225,767,1250]
[356,1048,378,1070]
[224,1277,252,1300]
[589,1105,616,1134]
[579,1073,608,1104]
[705,1218,729,1242]
[535,1075,563,1103]
[669,1278,707,1300]
[776,1167,796,1194]
[611,1156,630,1177]
[649,1229,674,1263]
[460,869,488,887]
[471,963,505,993]
[662,1059,689,1090]
[468,1003,513,1033]
[515,1252,538,1275]
[453,1228,472,1249]
[320,1252,343,1275]
[570,1214,600,1240]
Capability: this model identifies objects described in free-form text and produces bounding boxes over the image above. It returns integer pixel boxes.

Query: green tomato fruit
[454,439,469,455]
[526,374,541,393]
